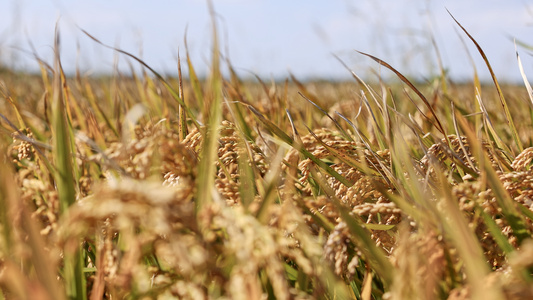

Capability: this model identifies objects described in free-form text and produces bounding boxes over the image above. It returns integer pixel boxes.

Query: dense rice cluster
[2,58,533,299]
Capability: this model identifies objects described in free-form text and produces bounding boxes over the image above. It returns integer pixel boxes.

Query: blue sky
[1,0,532,82]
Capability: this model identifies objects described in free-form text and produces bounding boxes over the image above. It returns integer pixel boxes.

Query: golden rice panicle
[327,158,392,206]
[182,120,268,206]
[386,226,445,300]
[11,128,36,162]
[92,120,198,184]
[323,221,361,279]
[215,121,246,205]
[451,160,533,269]
[160,129,198,188]
[452,179,507,268]
[499,170,533,212]
[9,128,60,238]
[499,239,533,298]
[421,135,506,178]
[196,200,295,299]
[512,147,533,171]
[448,239,533,300]
[182,127,203,151]
[59,178,202,298]
[291,128,392,200]
[301,194,340,228]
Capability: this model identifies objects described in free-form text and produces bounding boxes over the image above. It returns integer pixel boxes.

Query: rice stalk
[195,0,223,213]
[51,26,86,300]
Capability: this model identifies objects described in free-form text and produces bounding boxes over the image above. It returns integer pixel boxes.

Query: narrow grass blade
[451,102,478,172]
[224,85,255,142]
[298,92,354,142]
[363,224,395,231]
[52,27,77,220]
[184,35,205,111]
[224,83,255,142]
[221,89,259,210]
[83,81,119,138]
[248,105,353,187]
[449,11,523,153]
[335,112,397,187]
[454,27,484,139]
[361,268,373,300]
[255,150,284,223]
[177,51,189,140]
[478,206,514,255]
[357,51,446,136]
[475,92,512,159]
[252,74,283,124]
[196,0,223,211]
[81,29,200,130]
[456,111,530,245]
[515,44,533,109]
[52,25,86,300]
[312,171,394,287]
[236,138,257,210]
[302,123,379,177]
[360,91,388,150]
[518,202,533,221]
[0,88,27,129]
[431,161,503,300]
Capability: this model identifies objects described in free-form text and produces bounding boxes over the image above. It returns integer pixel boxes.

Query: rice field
[2,14,533,300]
